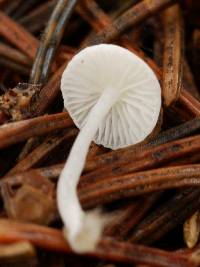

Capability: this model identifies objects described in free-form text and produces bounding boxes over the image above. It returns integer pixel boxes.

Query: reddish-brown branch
[84,0,174,45]
[129,187,200,245]
[0,112,73,149]
[84,134,200,178]
[0,11,39,59]
[29,63,68,116]
[6,128,77,175]
[0,164,63,187]
[104,193,161,240]
[0,43,32,66]
[0,219,198,267]
[183,59,200,100]
[79,164,200,208]
[162,4,183,106]
[76,0,111,32]
[179,89,200,117]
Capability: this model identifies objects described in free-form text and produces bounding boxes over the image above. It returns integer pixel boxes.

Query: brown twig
[12,0,41,20]
[0,112,73,150]
[84,134,200,178]
[30,0,78,84]
[0,219,199,267]
[183,59,200,100]
[179,89,200,117]
[104,193,161,240]
[0,11,39,59]
[0,43,32,67]
[147,117,200,146]
[130,188,200,245]
[83,0,173,46]
[0,164,63,188]
[6,128,77,175]
[0,164,62,188]
[3,0,22,16]
[76,0,111,32]
[0,57,30,75]
[162,4,183,106]
[19,1,56,33]
[17,137,40,161]
[29,63,68,116]
[79,165,200,208]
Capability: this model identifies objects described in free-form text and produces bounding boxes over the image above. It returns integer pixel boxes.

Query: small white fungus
[57,44,161,253]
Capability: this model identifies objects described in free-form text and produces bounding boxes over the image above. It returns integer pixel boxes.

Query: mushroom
[57,44,161,253]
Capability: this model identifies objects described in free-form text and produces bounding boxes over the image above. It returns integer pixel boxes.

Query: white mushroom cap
[61,44,161,149]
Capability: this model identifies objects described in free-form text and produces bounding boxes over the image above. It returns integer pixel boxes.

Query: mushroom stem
[57,87,120,253]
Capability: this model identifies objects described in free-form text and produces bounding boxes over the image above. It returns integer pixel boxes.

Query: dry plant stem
[76,0,111,32]
[169,105,192,122]
[30,63,68,116]
[115,193,162,239]
[184,211,200,248]
[84,0,173,46]
[17,137,39,161]
[12,0,41,20]
[30,0,78,84]
[152,17,163,67]
[19,1,56,33]
[0,112,73,150]
[0,57,30,75]
[0,43,32,67]
[147,117,200,146]
[85,118,200,174]
[83,134,200,180]
[110,0,138,19]
[130,188,200,245]
[77,0,143,65]
[183,59,200,100]
[167,152,200,167]
[0,241,36,262]
[1,164,63,186]
[193,29,200,47]
[104,193,161,239]
[179,89,200,117]
[103,200,144,237]
[162,4,183,106]
[0,11,38,59]
[6,128,77,175]
[3,0,22,16]
[0,220,198,267]
[82,1,170,47]
[79,164,200,208]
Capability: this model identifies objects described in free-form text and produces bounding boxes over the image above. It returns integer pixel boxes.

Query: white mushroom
[57,44,161,253]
